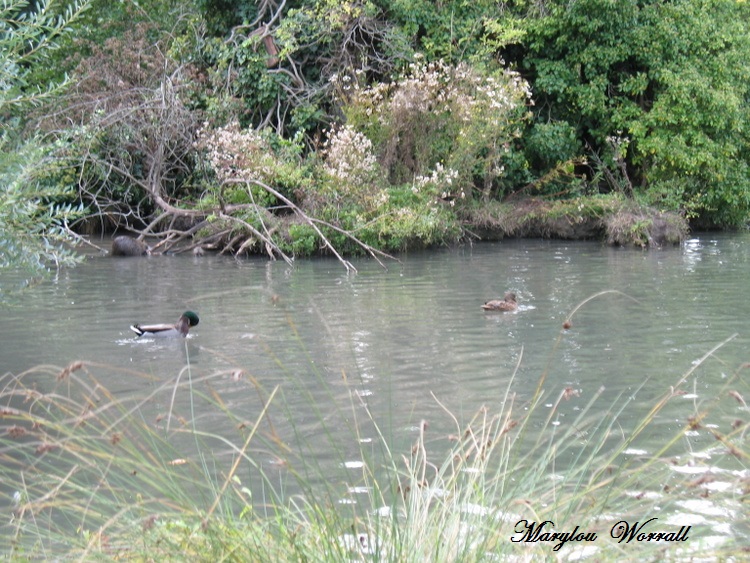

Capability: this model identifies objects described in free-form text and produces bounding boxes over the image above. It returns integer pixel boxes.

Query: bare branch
[218,211,294,266]
[308,217,398,270]
[246,179,399,272]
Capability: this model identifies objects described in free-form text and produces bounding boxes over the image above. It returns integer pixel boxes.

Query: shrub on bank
[461,194,687,247]
[336,57,532,201]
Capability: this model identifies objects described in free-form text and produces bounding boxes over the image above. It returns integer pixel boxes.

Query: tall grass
[1,305,748,561]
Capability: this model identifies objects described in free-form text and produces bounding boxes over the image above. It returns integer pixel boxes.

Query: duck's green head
[183,311,200,327]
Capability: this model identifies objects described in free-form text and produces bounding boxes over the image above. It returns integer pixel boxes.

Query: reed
[1,308,747,561]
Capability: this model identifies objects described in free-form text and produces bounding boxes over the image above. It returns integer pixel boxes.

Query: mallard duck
[130,311,200,338]
[481,292,518,312]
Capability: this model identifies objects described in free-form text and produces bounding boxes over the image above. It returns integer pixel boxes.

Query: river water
[1,234,749,548]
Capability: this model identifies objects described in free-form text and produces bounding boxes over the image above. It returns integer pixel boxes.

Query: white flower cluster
[606,132,630,160]
[196,121,276,184]
[320,125,389,211]
[322,124,378,183]
[413,163,464,205]
[344,56,532,129]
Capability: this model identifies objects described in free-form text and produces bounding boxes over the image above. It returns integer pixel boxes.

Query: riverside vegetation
[3,0,749,282]
[1,297,748,560]
[2,2,750,558]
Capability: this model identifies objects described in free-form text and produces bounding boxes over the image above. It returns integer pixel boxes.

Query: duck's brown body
[481,292,518,312]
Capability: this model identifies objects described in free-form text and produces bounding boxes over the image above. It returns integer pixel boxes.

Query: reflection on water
[1,234,749,544]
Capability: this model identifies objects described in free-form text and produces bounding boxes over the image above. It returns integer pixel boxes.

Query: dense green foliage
[3,0,750,273]
[0,0,89,286]
[521,0,750,226]
[187,0,750,231]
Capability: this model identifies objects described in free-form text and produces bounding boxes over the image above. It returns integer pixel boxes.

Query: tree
[0,0,90,291]
[1,0,88,113]
[520,0,750,225]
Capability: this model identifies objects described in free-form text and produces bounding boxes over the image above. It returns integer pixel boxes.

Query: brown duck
[481,292,518,312]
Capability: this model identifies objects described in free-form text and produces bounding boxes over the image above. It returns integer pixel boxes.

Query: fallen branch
[218,211,294,266]
[308,217,397,270]
[245,179,399,272]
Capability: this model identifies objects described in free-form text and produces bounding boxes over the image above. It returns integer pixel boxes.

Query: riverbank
[461,195,689,249]
[96,194,690,263]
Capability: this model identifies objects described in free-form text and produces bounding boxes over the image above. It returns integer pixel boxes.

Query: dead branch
[248,179,399,271]
[217,211,294,266]
[228,178,355,272]
[308,217,396,270]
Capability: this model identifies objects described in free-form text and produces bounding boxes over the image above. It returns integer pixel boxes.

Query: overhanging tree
[0,0,90,288]
[520,0,750,225]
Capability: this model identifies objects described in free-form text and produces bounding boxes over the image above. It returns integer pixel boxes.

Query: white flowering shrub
[413,163,463,205]
[196,121,310,207]
[197,121,276,185]
[319,124,388,212]
[322,125,378,183]
[338,56,532,201]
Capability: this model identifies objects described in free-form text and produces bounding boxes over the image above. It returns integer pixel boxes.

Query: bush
[524,120,580,172]
[317,124,388,213]
[522,0,750,225]
[196,122,313,211]
[0,0,89,288]
[0,138,84,285]
[338,57,532,201]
